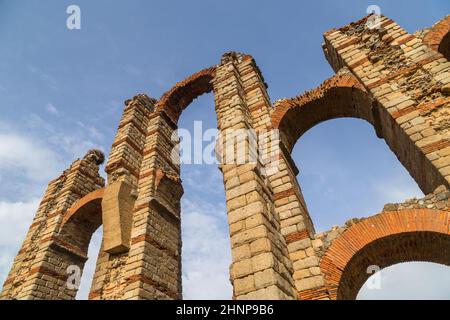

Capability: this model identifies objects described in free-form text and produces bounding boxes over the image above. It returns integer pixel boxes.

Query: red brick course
[422,15,450,58]
[155,67,216,124]
[320,209,450,300]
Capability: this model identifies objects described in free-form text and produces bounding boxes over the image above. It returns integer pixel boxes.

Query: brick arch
[320,209,450,300]
[271,71,447,195]
[58,188,104,257]
[422,15,450,60]
[271,73,371,152]
[155,67,216,124]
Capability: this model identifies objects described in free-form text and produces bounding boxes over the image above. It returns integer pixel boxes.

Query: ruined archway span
[422,15,450,60]
[271,73,371,152]
[320,209,450,300]
[60,188,104,230]
[155,66,216,125]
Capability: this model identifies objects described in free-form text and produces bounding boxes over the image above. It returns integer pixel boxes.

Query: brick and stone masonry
[1,13,449,300]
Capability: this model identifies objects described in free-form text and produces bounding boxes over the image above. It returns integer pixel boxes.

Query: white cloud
[181,199,232,300]
[0,126,63,287]
[45,103,59,115]
[26,65,57,90]
[370,174,424,207]
[25,113,105,162]
[0,131,62,185]
[0,198,40,286]
[358,262,450,300]
[0,199,40,247]
[76,121,104,141]
[26,113,56,135]
[182,166,224,196]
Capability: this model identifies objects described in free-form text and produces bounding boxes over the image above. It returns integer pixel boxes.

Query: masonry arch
[422,15,450,60]
[319,209,450,300]
[272,72,447,197]
[58,188,104,258]
[272,74,371,152]
[155,67,216,125]
[54,188,104,299]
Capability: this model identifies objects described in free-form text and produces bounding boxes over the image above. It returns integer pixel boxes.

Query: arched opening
[422,15,450,61]
[357,262,450,299]
[273,74,450,300]
[439,31,450,60]
[272,73,447,231]
[320,209,450,300]
[336,231,450,299]
[55,189,104,300]
[292,118,423,231]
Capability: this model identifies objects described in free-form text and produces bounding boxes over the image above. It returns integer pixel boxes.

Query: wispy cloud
[27,65,58,90]
[181,198,232,300]
[26,113,106,161]
[182,166,224,196]
[370,175,424,206]
[0,122,63,286]
[0,131,60,181]
[0,198,41,287]
[45,102,59,116]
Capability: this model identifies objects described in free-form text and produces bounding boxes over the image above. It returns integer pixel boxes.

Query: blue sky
[0,0,449,300]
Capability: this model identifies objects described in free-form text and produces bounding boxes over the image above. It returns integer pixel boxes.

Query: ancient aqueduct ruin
[1,14,450,300]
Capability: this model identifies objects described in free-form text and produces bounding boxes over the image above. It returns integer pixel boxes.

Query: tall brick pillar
[88,94,153,300]
[88,94,183,300]
[234,54,326,299]
[119,109,183,300]
[0,150,105,300]
[213,52,297,299]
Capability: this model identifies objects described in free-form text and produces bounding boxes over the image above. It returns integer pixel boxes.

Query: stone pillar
[323,14,450,194]
[104,94,153,187]
[88,94,163,300]
[0,150,105,300]
[235,54,325,299]
[119,109,183,300]
[90,93,183,300]
[213,52,296,300]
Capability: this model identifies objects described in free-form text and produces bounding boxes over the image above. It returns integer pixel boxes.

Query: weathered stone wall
[2,13,450,300]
